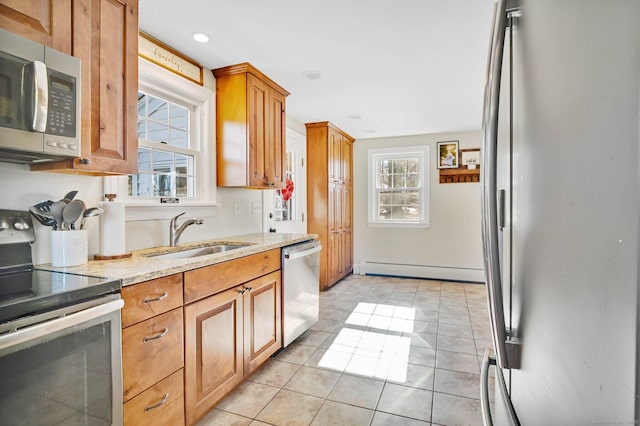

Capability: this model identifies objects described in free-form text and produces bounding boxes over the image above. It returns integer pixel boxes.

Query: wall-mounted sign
[138,31,204,85]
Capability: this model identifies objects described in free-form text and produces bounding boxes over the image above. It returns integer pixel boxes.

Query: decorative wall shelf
[439,167,480,183]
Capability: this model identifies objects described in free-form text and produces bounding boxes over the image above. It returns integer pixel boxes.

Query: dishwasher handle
[284,245,322,261]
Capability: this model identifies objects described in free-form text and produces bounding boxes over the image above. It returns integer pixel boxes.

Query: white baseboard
[354,261,485,283]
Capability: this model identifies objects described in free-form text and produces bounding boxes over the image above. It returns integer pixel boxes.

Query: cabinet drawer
[124,368,184,426]
[122,274,183,327]
[123,307,184,401]
[184,248,280,303]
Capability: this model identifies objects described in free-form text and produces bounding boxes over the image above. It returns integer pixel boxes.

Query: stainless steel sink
[148,244,249,260]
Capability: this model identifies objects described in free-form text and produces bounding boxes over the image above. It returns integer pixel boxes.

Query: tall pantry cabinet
[306,122,355,290]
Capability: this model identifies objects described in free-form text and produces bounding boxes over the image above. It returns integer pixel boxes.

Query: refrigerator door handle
[481,0,521,370]
[482,348,521,426]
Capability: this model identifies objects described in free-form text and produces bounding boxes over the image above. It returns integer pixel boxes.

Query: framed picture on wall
[437,141,459,169]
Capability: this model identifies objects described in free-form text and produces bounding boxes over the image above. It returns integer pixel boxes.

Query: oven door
[0,295,124,426]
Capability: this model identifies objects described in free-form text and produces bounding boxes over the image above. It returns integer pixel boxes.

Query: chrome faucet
[169,212,204,247]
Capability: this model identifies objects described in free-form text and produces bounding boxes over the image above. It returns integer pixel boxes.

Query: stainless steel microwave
[0,28,81,164]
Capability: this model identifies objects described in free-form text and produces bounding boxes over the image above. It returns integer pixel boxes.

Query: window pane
[137,92,146,117]
[406,191,420,205]
[147,121,169,144]
[392,191,406,204]
[393,175,405,188]
[392,159,406,174]
[129,173,152,196]
[148,96,168,122]
[176,175,192,197]
[379,192,392,206]
[378,207,391,220]
[153,150,173,173]
[170,104,189,130]
[379,174,391,189]
[391,206,406,220]
[137,119,146,139]
[407,159,418,173]
[154,173,172,196]
[175,153,194,175]
[406,207,419,221]
[379,159,391,175]
[138,147,152,172]
[170,128,188,148]
[406,173,419,188]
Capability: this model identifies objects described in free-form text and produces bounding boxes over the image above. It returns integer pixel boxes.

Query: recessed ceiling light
[348,114,362,120]
[193,33,210,43]
[367,130,377,134]
[302,70,323,80]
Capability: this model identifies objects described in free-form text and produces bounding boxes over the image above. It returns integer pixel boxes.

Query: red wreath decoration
[281,178,294,202]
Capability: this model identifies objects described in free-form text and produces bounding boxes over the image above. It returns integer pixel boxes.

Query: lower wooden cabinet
[124,369,185,426]
[184,270,282,425]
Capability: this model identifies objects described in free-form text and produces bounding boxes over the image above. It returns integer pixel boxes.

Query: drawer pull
[243,286,252,292]
[143,328,169,342]
[144,393,169,412]
[142,292,168,304]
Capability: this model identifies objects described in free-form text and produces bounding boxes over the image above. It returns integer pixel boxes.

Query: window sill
[366,221,432,229]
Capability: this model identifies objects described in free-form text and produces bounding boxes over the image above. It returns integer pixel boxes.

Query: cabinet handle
[144,393,169,412]
[243,286,252,292]
[143,328,169,342]
[237,288,247,295]
[265,182,275,187]
[142,292,168,304]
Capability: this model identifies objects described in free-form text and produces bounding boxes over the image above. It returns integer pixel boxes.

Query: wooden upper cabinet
[213,63,289,188]
[0,0,72,53]
[31,0,139,175]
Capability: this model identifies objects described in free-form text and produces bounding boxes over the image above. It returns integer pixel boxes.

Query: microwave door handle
[32,60,48,132]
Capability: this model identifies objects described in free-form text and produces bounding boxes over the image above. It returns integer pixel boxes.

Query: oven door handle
[0,298,124,352]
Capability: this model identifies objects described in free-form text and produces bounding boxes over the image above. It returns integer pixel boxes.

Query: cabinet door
[247,73,268,187]
[243,270,282,375]
[342,230,353,276]
[341,139,352,187]
[31,0,139,174]
[329,131,342,183]
[0,0,72,53]
[267,88,286,188]
[342,186,352,232]
[184,287,244,425]
[328,231,341,286]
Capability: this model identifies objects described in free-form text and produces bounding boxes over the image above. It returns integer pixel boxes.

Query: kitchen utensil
[62,199,85,230]
[63,190,78,201]
[30,201,56,226]
[50,200,67,230]
[80,207,103,230]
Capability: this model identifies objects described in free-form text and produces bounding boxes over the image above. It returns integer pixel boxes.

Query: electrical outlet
[252,202,261,215]
[233,202,242,216]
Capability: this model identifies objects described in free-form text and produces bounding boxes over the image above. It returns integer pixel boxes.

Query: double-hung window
[367,145,430,227]
[121,58,215,205]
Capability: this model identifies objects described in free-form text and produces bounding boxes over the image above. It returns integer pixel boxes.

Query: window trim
[367,145,431,228]
[114,57,216,212]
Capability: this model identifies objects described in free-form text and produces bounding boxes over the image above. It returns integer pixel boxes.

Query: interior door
[263,127,307,233]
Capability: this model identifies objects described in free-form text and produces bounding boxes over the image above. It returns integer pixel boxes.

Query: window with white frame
[367,146,430,227]
[122,58,215,205]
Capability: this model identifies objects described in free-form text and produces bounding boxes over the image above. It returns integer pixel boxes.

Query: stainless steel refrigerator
[480,0,640,424]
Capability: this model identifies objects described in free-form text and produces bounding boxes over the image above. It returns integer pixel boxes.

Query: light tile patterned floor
[196,274,493,426]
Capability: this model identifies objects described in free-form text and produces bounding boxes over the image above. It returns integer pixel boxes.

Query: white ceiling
[139,0,496,140]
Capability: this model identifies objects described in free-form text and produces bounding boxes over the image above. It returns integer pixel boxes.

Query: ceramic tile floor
[196,274,494,426]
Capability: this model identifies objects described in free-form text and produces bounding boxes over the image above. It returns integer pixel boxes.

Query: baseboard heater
[355,261,485,283]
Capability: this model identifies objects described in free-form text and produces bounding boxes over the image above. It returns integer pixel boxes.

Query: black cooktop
[0,268,121,324]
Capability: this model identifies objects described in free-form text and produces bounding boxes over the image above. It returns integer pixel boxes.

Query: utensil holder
[51,230,88,267]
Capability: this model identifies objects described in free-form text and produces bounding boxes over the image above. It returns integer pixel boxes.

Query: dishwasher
[281,239,322,347]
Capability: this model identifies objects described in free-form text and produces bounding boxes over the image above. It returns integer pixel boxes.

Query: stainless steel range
[0,209,123,425]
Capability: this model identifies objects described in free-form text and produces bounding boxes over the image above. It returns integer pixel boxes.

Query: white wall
[353,130,484,282]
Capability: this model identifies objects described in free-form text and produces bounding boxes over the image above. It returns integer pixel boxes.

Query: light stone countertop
[36,233,317,286]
